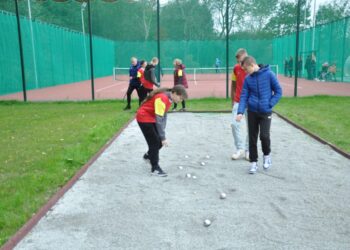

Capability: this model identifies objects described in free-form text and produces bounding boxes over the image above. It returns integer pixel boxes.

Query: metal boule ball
[204,219,211,227]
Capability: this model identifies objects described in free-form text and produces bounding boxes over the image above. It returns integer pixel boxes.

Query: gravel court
[14,113,350,250]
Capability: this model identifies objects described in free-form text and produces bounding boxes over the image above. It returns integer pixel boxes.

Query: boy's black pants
[138,122,163,169]
[126,85,141,106]
[173,100,185,109]
[139,86,152,104]
[248,111,272,162]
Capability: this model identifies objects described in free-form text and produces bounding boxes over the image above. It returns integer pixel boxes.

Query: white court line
[96,82,124,93]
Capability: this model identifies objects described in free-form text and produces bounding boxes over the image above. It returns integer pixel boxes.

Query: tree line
[0,0,349,41]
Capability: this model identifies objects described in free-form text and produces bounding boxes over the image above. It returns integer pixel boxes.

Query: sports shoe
[143,153,150,162]
[172,107,177,112]
[231,149,245,160]
[123,105,131,110]
[179,108,186,112]
[263,155,272,170]
[245,151,250,161]
[152,166,167,177]
[249,162,258,174]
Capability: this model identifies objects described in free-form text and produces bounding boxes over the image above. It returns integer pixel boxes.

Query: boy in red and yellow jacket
[136,60,147,105]
[231,48,249,161]
[137,85,188,177]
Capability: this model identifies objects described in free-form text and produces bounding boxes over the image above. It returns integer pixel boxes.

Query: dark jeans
[139,86,152,104]
[126,85,141,106]
[173,100,186,109]
[248,111,272,162]
[289,69,293,77]
[138,122,163,169]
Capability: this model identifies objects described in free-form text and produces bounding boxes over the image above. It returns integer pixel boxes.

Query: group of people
[283,56,305,78]
[231,49,282,174]
[283,53,337,81]
[133,48,282,177]
[124,57,188,112]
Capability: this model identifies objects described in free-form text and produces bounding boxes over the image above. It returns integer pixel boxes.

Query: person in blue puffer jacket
[236,56,282,174]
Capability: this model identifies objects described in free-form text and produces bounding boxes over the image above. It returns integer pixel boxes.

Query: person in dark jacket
[236,56,282,174]
[172,59,188,112]
[124,57,141,110]
[305,55,312,80]
[298,56,303,77]
[311,53,317,79]
[288,56,293,78]
[139,57,160,103]
[283,58,288,77]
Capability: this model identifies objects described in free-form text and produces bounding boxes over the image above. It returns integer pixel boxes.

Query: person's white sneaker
[249,162,258,174]
[245,151,250,161]
[263,155,272,170]
[231,149,245,160]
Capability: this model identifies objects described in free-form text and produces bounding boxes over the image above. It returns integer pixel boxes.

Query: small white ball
[178,166,183,170]
[204,219,211,227]
[200,162,206,166]
[192,175,197,179]
[185,155,189,159]
[186,173,192,178]
[220,193,227,199]
[206,155,210,159]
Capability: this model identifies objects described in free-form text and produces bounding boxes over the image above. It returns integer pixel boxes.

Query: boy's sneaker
[179,108,186,112]
[143,153,150,162]
[231,149,245,160]
[152,166,167,177]
[172,107,177,112]
[245,151,250,161]
[249,162,258,174]
[263,155,272,170]
[123,105,131,110]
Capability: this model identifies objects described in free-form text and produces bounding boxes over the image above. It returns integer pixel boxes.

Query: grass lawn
[0,95,348,247]
[0,100,135,246]
[274,96,350,153]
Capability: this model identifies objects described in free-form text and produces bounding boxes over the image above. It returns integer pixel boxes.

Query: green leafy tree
[263,0,311,37]
[160,0,215,40]
[316,0,350,25]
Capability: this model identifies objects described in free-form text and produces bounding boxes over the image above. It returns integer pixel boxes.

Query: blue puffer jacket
[238,65,282,114]
[129,62,140,86]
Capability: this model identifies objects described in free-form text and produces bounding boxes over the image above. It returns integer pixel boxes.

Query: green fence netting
[273,16,350,82]
[0,10,115,95]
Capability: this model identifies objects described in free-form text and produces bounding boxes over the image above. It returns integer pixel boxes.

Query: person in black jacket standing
[139,57,160,103]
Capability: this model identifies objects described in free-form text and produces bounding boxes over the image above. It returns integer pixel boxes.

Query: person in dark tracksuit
[298,56,303,78]
[136,85,188,177]
[124,57,141,110]
[288,56,293,78]
[236,56,282,174]
[139,57,160,103]
[172,59,188,112]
